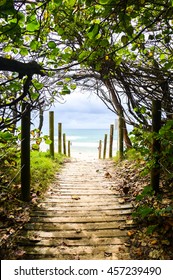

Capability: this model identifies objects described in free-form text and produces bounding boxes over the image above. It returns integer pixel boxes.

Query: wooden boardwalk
[17,158,133,260]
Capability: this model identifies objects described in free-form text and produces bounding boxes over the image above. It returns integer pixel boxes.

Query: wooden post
[109,124,114,158]
[68,140,71,157]
[115,119,118,153]
[58,122,62,154]
[63,133,66,155]
[151,100,161,193]
[49,111,54,158]
[103,134,107,159]
[98,140,102,159]
[21,103,30,202]
[118,110,124,160]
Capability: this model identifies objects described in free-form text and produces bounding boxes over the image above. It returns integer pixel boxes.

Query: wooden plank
[17,237,128,247]
[36,201,132,208]
[28,214,132,223]
[20,244,129,256]
[22,229,128,238]
[30,211,129,219]
[24,220,134,231]
[43,196,122,200]
[22,252,130,260]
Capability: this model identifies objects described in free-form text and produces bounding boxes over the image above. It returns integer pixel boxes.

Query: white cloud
[33,90,118,133]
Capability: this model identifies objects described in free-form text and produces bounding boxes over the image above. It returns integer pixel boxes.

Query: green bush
[30,151,64,194]
[0,128,64,198]
[129,121,173,183]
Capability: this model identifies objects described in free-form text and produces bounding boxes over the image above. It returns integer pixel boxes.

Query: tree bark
[151,100,161,193]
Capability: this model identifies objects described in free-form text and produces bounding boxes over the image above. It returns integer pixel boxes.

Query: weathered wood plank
[30,207,131,217]
[33,207,132,214]
[17,237,128,247]
[21,229,128,238]
[24,220,134,231]
[20,244,129,256]
[22,252,130,260]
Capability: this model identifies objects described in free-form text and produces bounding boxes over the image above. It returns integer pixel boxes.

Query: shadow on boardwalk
[12,157,134,260]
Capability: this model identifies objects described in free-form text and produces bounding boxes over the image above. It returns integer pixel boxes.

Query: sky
[35,90,118,134]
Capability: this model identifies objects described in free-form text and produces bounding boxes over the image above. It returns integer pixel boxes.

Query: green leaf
[70,83,77,90]
[48,41,56,49]
[164,61,173,70]
[138,206,153,218]
[78,50,90,61]
[146,225,158,234]
[99,0,111,4]
[3,45,12,52]
[20,48,29,56]
[54,0,62,6]
[43,135,52,145]
[160,53,165,60]
[32,144,40,150]
[45,138,52,145]
[56,81,64,85]
[100,38,109,47]
[115,57,122,66]
[0,0,6,6]
[87,24,99,39]
[121,35,128,45]
[26,19,39,32]
[64,77,71,82]
[66,0,76,6]
[30,40,40,51]
[57,27,64,35]
[0,131,13,142]
[32,80,44,90]
[30,92,39,100]
[61,85,71,95]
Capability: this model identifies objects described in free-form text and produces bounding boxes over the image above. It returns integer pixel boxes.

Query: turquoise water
[41,129,118,157]
[61,129,117,157]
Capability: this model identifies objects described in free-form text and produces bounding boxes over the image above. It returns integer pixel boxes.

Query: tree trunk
[37,108,44,137]
[151,100,161,193]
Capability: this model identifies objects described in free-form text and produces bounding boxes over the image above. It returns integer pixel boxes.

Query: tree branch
[0,57,46,78]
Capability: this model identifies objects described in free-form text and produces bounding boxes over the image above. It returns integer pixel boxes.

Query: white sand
[71,151,99,161]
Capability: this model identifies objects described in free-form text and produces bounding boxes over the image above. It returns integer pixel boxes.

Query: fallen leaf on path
[71,195,80,200]
[161,240,170,246]
[134,248,143,256]
[149,249,161,259]
[118,198,125,204]
[124,242,131,247]
[127,230,135,237]
[150,239,158,245]
[15,250,25,257]
[104,252,112,257]
[104,172,112,178]
[126,220,134,225]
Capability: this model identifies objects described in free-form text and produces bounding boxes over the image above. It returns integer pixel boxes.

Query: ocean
[40,128,118,159]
